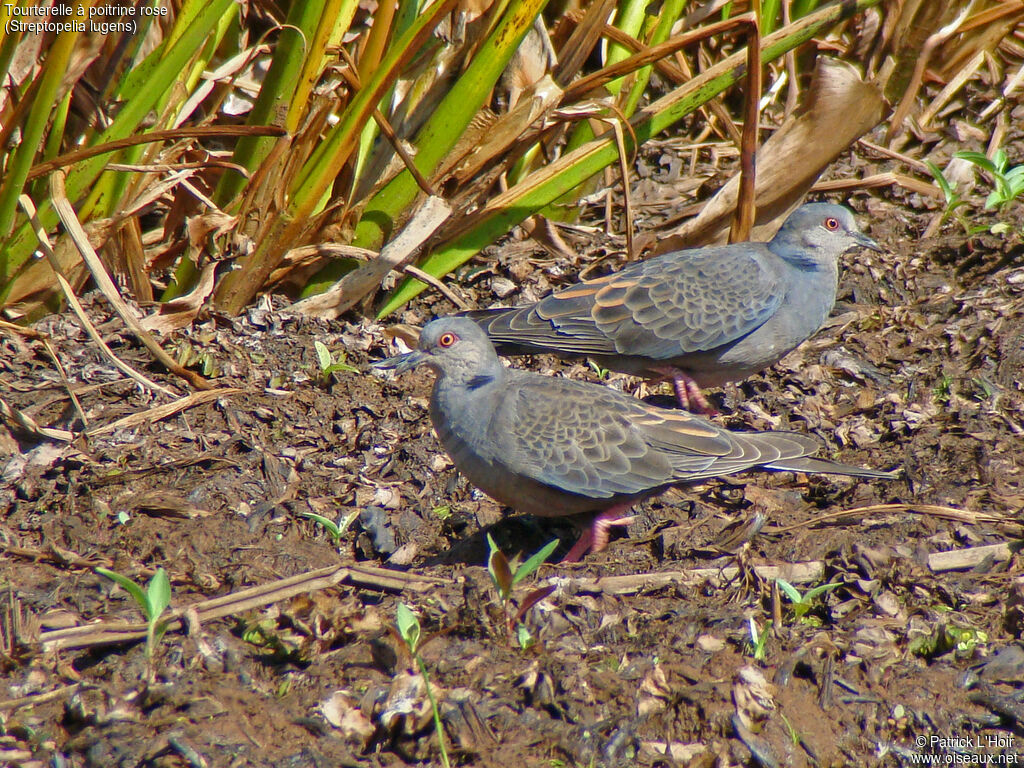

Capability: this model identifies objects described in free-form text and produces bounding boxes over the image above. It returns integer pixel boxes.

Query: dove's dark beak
[853,230,884,253]
[373,349,427,374]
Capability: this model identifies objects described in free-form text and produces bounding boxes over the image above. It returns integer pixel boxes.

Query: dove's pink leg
[652,365,717,415]
[561,505,636,562]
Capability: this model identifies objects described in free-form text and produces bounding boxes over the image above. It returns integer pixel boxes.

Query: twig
[0,398,74,442]
[919,50,986,130]
[553,560,826,596]
[604,111,636,259]
[928,542,1022,573]
[770,503,1012,534]
[857,139,932,174]
[17,194,174,397]
[4,543,102,569]
[402,265,469,310]
[0,684,81,713]
[26,125,285,181]
[0,319,46,339]
[49,172,213,391]
[730,13,760,244]
[40,336,90,432]
[335,45,437,197]
[85,387,243,437]
[811,172,942,198]
[979,59,1024,120]
[39,563,446,652]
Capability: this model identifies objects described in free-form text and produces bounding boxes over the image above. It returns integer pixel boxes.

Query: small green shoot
[432,505,453,521]
[925,160,970,233]
[909,622,988,659]
[587,359,610,380]
[395,603,450,768]
[954,149,1024,238]
[955,149,1024,211]
[486,534,559,601]
[300,509,360,545]
[487,534,558,648]
[96,566,173,670]
[313,340,359,381]
[396,602,421,654]
[515,624,534,650]
[932,374,953,404]
[779,712,802,747]
[747,617,771,661]
[970,377,995,402]
[775,578,842,624]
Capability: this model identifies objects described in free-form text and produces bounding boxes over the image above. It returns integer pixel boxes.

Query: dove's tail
[764,455,900,479]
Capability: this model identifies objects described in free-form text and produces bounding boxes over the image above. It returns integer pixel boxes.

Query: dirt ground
[2,132,1024,767]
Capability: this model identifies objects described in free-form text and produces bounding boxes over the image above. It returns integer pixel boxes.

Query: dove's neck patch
[773,243,822,270]
[466,374,494,391]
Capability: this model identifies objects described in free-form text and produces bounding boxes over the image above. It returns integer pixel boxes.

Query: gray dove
[376,317,895,562]
[460,203,883,413]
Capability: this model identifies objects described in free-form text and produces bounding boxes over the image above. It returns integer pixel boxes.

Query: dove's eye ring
[438,332,458,348]
[824,217,840,230]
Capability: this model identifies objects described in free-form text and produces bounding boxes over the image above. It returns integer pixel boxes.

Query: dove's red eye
[824,217,840,230]
[438,332,458,348]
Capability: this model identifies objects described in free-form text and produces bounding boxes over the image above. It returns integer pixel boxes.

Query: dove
[461,203,882,413]
[375,317,895,562]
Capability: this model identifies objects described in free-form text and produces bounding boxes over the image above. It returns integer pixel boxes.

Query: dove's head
[374,317,502,387]
[771,203,883,265]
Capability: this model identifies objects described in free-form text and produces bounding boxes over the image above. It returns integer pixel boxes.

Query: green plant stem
[415,656,451,768]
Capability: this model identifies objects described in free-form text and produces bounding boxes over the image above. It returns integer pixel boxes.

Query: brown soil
[2,142,1023,767]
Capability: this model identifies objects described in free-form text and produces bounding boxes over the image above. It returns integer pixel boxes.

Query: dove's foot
[652,366,718,415]
[561,505,636,562]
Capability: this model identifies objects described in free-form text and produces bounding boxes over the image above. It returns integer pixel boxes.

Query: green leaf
[396,603,421,652]
[516,623,535,650]
[314,341,332,372]
[954,150,996,174]
[775,578,803,604]
[759,0,783,36]
[1004,165,1024,183]
[487,534,514,599]
[791,0,821,18]
[1,0,238,292]
[925,160,954,204]
[351,0,551,253]
[300,511,343,541]
[748,617,772,661]
[96,568,149,615]
[511,539,559,587]
[801,582,843,602]
[1004,166,1024,199]
[992,148,1009,174]
[324,357,360,375]
[145,568,172,622]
